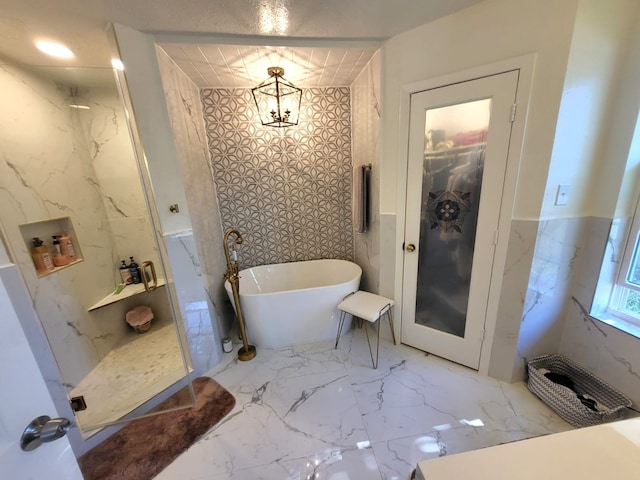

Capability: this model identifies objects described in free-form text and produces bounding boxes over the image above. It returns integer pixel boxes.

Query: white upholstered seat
[334,290,397,368]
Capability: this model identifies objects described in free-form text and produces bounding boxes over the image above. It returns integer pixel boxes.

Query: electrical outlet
[555,184,570,206]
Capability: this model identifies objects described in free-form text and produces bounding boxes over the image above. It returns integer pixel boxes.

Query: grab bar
[141,260,157,292]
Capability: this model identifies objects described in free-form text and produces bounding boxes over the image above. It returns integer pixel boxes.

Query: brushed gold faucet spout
[223,228,243,275]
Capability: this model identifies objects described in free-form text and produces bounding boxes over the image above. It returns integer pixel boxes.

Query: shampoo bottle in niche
[119,260,132,284]
[51,236,61,256]
[128,256,141,284]
[58,232,76,259]
[51,235,69,266]
[31,238,54,273]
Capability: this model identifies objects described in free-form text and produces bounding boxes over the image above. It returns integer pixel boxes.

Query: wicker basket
[527,354,631,428]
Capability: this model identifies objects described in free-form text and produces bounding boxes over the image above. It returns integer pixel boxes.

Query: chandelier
[251,67,302,128]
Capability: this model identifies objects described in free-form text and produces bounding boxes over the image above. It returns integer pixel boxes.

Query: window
[608,198,640,326]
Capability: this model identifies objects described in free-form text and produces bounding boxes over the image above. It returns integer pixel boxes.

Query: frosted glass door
[416,100,490,338]
[402,71,519,369]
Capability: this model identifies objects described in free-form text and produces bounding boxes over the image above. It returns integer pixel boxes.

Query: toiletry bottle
[119,260,132,284]
[51,236,61,257]
[31,237,54,272]
[128,256,141,284]
[58,232,76,258]
[51,235,69,267]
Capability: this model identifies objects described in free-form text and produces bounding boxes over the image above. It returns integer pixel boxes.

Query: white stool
[334,291,397,369]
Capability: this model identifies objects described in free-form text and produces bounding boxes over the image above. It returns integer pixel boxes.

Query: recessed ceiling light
[69,104,90,110]
[35,40,74,59]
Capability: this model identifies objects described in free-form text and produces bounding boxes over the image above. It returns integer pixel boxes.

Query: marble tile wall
[488,220,538,381]
[489,214,640,404]
[512,217,585,379]
[0,64,122,386]
[163,231,221,374]
[0,62,198,439]
[351,51,381,293]
[201,87,354,268]
[73,87,159,273]
[559,216,640,405]
[489,218,585,381]
[156,45,228,359]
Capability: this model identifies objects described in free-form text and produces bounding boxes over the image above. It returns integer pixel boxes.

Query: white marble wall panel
[379,213,397,298]
[0,64,121,386]
[163,231,221,374]
[489,220,538,381]
[352,51,381,293]
[560,216,640,405]
[489,218,586,382]
[73,86,159,272]
[513,217,584,379]
[156,46,231,339]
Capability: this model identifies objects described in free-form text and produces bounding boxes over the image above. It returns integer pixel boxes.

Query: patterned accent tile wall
[201,88,354,267]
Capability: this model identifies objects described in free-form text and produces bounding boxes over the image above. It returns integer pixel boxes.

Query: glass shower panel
[415,99,491,337]
[0,64,194,435]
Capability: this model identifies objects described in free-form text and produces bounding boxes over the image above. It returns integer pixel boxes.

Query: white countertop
[417,418,640,479]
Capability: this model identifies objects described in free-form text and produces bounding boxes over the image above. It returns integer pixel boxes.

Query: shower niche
[19,216,83,276]
[0,63,194,437]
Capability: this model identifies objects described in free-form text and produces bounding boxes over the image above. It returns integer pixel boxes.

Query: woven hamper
[527,354,631,428]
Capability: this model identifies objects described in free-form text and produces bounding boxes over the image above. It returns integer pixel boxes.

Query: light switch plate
[555,184,570,206]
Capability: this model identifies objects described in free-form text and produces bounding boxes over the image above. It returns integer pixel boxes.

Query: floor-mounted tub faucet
[223,228,256,361]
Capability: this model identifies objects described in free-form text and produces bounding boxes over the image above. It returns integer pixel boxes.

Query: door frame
[393,54,536,375]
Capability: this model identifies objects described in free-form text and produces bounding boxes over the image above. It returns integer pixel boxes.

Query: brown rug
[78,377,235,480]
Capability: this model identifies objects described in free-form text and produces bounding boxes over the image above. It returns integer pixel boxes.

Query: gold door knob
[406,244,416,252]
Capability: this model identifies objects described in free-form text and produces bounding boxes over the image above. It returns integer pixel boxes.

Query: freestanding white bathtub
[224,259,362,349]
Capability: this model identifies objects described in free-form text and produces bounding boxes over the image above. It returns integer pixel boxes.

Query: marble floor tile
[157,370,368,479]
[71,324,187,433]
[156,327,572,480]
[372,434,443,480]
[208,339,346,391]
[202,447,382,480]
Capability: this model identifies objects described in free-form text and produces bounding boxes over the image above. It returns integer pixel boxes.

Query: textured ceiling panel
[160,44,379,88]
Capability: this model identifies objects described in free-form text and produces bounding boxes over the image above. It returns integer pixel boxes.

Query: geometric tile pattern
[201,87,354,268]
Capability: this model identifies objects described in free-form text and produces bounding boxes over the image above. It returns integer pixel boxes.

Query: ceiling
[160,44,379,88]
[0,0,487,87]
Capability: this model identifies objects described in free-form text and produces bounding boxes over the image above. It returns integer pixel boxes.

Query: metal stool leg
[387,307,397,345]
[335,311,347,349]
[363,318,380,369]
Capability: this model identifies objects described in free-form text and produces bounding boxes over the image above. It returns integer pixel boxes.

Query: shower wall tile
[352,51,381,293]
[201,87,354,268]
[0,64,121,386]
[157,46,232,341]
[74,87,159,271]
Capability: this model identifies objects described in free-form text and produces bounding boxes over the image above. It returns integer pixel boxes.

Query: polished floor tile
[156,327,571,480]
